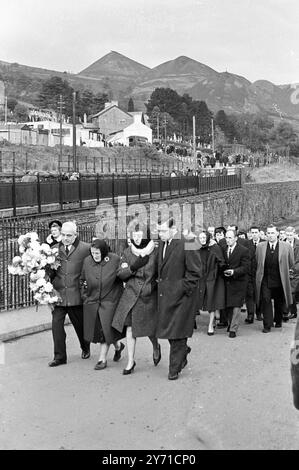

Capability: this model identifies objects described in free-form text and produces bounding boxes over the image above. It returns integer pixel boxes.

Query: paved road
[1,312,299,450]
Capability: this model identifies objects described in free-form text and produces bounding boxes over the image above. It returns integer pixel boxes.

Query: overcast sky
[1,0,298,85]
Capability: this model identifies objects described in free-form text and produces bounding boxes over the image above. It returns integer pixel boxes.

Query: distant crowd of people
[43,219,298,387]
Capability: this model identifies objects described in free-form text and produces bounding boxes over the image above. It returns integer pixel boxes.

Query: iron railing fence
[0,170,242,216]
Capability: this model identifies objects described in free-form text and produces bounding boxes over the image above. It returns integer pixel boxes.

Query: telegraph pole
[58,95,64,174]
[72,91,77,172]
[164,114,167,153]
[4,96,7,126]
[193,115,196,169]
[211,118,215,155]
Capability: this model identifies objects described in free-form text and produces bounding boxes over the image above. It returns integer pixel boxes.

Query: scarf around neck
[130,239,155,258]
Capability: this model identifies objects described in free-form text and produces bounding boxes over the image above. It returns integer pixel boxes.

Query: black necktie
[270,244,274,253]
[65,246,69,255]
[227,247,232,259]
[163,241,169,259]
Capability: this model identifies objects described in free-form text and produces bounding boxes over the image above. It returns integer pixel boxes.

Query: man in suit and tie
[245,226,263,323]
[49,221,91,366]
[285,226,299,319]
[256,224,294,333]
[156,217,201,380]
[223,229,250,338]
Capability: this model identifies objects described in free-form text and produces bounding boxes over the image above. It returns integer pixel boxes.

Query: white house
[106,112,152,146]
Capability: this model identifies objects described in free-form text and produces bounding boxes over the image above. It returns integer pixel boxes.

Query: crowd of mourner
[44,218,299,392]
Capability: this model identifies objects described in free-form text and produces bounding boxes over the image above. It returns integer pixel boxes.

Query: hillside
[1,52,299,124]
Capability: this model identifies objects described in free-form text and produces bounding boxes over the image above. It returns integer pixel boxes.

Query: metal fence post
[12,175,16,217]
[93,156,96,174]
[59,175,63,210]
[138,173,141,200]
[12,152,16,174]
[125,173,129,204]
[96,173,99,204]
[37,173,41,213]
[78,173,82,207]
[112,173,115,204]
[149,172,152,199]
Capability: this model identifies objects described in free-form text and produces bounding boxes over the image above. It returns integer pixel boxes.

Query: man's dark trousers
[261,282,284,330]
[168,338,188,375]
[52,305,89,361]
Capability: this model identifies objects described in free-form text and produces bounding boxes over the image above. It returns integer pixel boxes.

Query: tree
[38,76,74,116]
[14,103,29,122]
[271,121,297,147]
[7,97,18,112]
[128,97,135,112]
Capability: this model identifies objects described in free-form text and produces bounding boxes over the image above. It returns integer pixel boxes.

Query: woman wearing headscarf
[197,230,226,335]
[112,223,160,375]
[80,239,124,370]
[46,220,62,247]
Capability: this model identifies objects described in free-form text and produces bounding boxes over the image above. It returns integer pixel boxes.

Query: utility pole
[211,118,215,156]
[4,96,7,126]
[58,95,64,174]
[157,114,159,141]
[193,115,196,169]
[164,114,167,154]
[72,91,77,172]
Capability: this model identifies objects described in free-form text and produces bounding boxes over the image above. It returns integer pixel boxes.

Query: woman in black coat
[80,239,124,370]
[197,231,226,335]
[112,224,160,375]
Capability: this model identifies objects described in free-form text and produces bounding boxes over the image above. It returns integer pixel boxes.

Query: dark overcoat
[112,246,158,338]
[255,241,294,306]
[52,238,90,306]
[197,243,226,311]
[80,253,123,345]
[291,316,299,409]
[223,243,250,308]
[290,239,299,295]
[156,238,201,339]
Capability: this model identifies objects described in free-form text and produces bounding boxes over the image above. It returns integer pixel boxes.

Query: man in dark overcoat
[256,224,294,333]
[223,229,250,338]
[49,221,90,366]
[156,217,201,380]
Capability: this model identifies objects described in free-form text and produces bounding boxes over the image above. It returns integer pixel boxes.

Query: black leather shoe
[94,361,107,370]
[180,346,191,370]
[229,332,236,338]
[289,313,298,320]
[274,323,282,328]
[262,328,271,333]
[153,344,161,366]
[122,361,136,375]
[113,342,125,362]
[245,317,254,324]
[48,359,67,367]
[81,349,90,359]
[256,315,263,321]
[168,372,179,380]
[282,316,289,323]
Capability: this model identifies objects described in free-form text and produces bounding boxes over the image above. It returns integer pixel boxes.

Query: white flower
[44,282,53,293]
[40,243,51,253]
[46,256,55,264]
[36,277,46,287]
[12,256,22,266]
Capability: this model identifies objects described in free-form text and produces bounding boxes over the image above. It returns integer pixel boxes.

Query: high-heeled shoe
[122,361,136,375]
[153,344,161,366]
